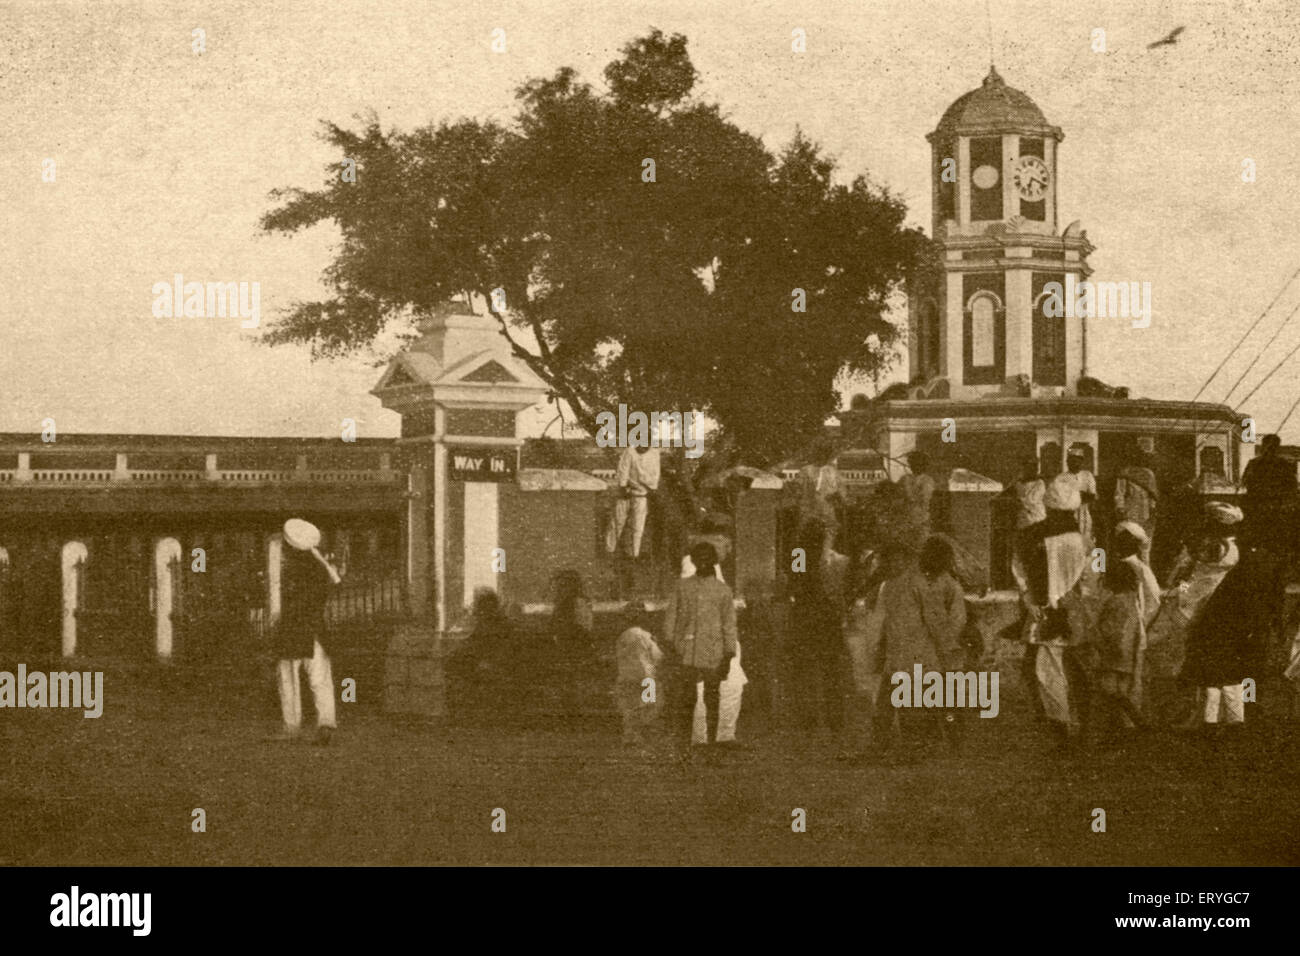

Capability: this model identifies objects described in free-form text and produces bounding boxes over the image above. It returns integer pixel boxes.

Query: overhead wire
[1220,300,1300,405]
[1190,264,1300,402]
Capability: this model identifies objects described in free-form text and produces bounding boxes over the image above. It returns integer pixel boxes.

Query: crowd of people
[1002,437,1300,754]
[446,541,748,760]
[434,435,1300,764]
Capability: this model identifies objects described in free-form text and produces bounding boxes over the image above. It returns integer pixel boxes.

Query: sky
[3,0,1299,441]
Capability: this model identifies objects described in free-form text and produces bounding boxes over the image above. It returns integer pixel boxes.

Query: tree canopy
[261,28,929,465]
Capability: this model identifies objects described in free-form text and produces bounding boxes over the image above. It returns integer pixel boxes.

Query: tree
[260,28,929,466]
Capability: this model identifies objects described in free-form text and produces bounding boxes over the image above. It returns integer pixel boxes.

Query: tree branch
[482,298,602,434]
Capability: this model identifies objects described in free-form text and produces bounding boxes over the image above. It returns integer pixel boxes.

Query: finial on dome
[983,64,1004,88]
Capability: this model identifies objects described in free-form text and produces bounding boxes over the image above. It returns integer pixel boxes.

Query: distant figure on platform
[898,451,936,535]
[1240,434,1297,554]
[797,438,842,533]
[272,518,341,746]
[607,444,661,558]
[663,542,737,753]
[613,601,663,750]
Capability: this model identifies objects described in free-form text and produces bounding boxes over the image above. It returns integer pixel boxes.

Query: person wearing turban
[1096,521,1165,729]
[1012,474,1089,748]
[272,519,342,745]
[1183,545,1287,728]
[1149,501,1250,728]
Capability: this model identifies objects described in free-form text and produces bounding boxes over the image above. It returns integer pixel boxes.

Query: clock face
[1012,156,1050,201]
[972,164,999,190]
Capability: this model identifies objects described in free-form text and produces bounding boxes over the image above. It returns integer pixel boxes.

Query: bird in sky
[1147,26,1186,49]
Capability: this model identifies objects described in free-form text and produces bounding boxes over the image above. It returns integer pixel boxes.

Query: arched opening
[154,537,183,660]
[0,546,9,654]
[61,540,88,657]
[963,288,1005,384]
[971,297,995,366]
[1032,289,1066,386]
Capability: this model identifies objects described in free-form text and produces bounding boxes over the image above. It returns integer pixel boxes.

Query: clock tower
[909,66,1094,399]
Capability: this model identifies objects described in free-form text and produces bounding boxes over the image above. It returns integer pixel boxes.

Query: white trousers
[278,640,336,730]
[1034,644,1075,729]
[692,658,747,743]
[1203,684,1244,724]
[607,494,649,557]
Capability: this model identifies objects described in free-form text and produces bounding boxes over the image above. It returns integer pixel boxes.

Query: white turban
[1115,520,1149,544]
[1205,501,1243,526]
[1044,473,1082,512]
[282,518,321,551]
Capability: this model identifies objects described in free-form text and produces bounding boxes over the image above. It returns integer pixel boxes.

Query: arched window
[963,285,1005,384]
[1033,289,1066,386]
[971,297,995,366]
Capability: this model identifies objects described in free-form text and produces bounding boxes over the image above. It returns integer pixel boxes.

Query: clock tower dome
[909,66,1094,399]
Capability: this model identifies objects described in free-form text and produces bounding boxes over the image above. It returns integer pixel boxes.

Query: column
[404,460,432,618]
[957,137,971,227]
[1002,133,1019,220]
[945,269,964,390]
[1005,267,1033,383]
[432,407,448,632]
